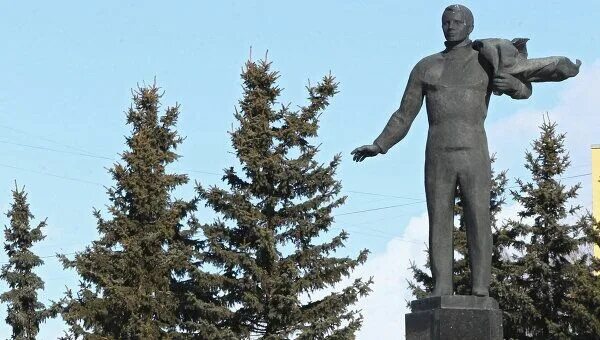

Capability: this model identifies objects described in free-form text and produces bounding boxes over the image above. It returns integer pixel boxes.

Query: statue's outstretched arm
[374,66,425,154]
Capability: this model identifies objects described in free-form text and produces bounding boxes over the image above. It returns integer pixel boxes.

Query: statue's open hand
[351,144,381,162]
[492,72,520,93]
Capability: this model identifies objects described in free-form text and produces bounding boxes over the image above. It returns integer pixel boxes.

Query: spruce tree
[58,83,216,339]
[503,119,600,338]
[198,59,371,339]
[1,184,52,339]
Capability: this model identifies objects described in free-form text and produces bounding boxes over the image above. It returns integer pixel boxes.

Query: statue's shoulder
[413,53,443,72]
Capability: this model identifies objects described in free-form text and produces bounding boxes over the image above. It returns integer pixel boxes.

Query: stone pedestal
[405,295,503,340]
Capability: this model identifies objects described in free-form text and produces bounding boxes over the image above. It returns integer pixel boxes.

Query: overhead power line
[0,124,223,175]
[0,252,77,265]
[334,201,427,217]
[0,139,114,161]
[345,190,424,201]
[330,226,424,244]
[0,163,104,187]
[185,169,221,176]
[0,123,100,155]
[559,173,592,180]
[507,173,592,189]
[0,123,594,212]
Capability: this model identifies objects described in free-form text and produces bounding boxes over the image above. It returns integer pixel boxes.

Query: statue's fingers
[493,80,507,88]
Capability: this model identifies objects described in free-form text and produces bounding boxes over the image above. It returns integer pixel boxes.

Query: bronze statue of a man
[352,4,579,297]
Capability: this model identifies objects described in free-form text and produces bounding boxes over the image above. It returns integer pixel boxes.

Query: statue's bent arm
[507,80,532,99]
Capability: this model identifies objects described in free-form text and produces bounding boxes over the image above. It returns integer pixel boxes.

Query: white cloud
[354,212,429,339]
[495,202,522,227]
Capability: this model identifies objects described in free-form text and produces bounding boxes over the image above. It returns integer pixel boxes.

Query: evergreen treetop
[58,83,204,339]
[1,184,52,339]
[505,119,600,338]
[198,58,371,339]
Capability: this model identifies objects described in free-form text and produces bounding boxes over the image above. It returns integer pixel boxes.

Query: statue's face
[442,10,471,42]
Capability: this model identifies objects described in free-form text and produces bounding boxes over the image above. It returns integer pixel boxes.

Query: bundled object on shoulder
[473,38,581,95]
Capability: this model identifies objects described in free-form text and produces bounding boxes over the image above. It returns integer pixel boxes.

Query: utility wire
[344,190,424,201]
[334,201,427,217]
[184,169,221,176]
[0,158,592,213]
[0,124,99,155]
[338,173,592,216]
[331,226,424,244]
[0,252,77,265]
[0,124,223,173]
[0,139,114,161]
[559,173,592,180]
[0,171,589,259]
[0,163,104,187]
[507,173,592,189]
[0,124,595,227]
[1,124,594,201]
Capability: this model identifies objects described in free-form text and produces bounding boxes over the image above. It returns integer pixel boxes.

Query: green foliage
[57,83,223,339]
[197,59,371,339]
[502,120,600,338]
[1,184,53,339]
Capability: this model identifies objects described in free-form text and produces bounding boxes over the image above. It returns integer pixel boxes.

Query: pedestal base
[405,295,503,340]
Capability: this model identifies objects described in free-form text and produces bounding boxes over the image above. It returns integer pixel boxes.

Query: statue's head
[442,4,473,43]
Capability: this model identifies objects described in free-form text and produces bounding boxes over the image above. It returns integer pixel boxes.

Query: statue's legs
[425,147,492,296]
[458,148,492,296]
[425,150,457,296]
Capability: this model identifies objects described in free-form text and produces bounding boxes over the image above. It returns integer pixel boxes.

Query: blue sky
[0,1,598,338]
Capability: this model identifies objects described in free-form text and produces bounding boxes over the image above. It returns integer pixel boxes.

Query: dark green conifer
[198,59,371,339]
[1,184,52,339]
[503,119,600,338]
[58,83,217,339]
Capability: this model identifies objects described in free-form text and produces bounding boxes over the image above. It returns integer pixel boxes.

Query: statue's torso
[416,44,492,151]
